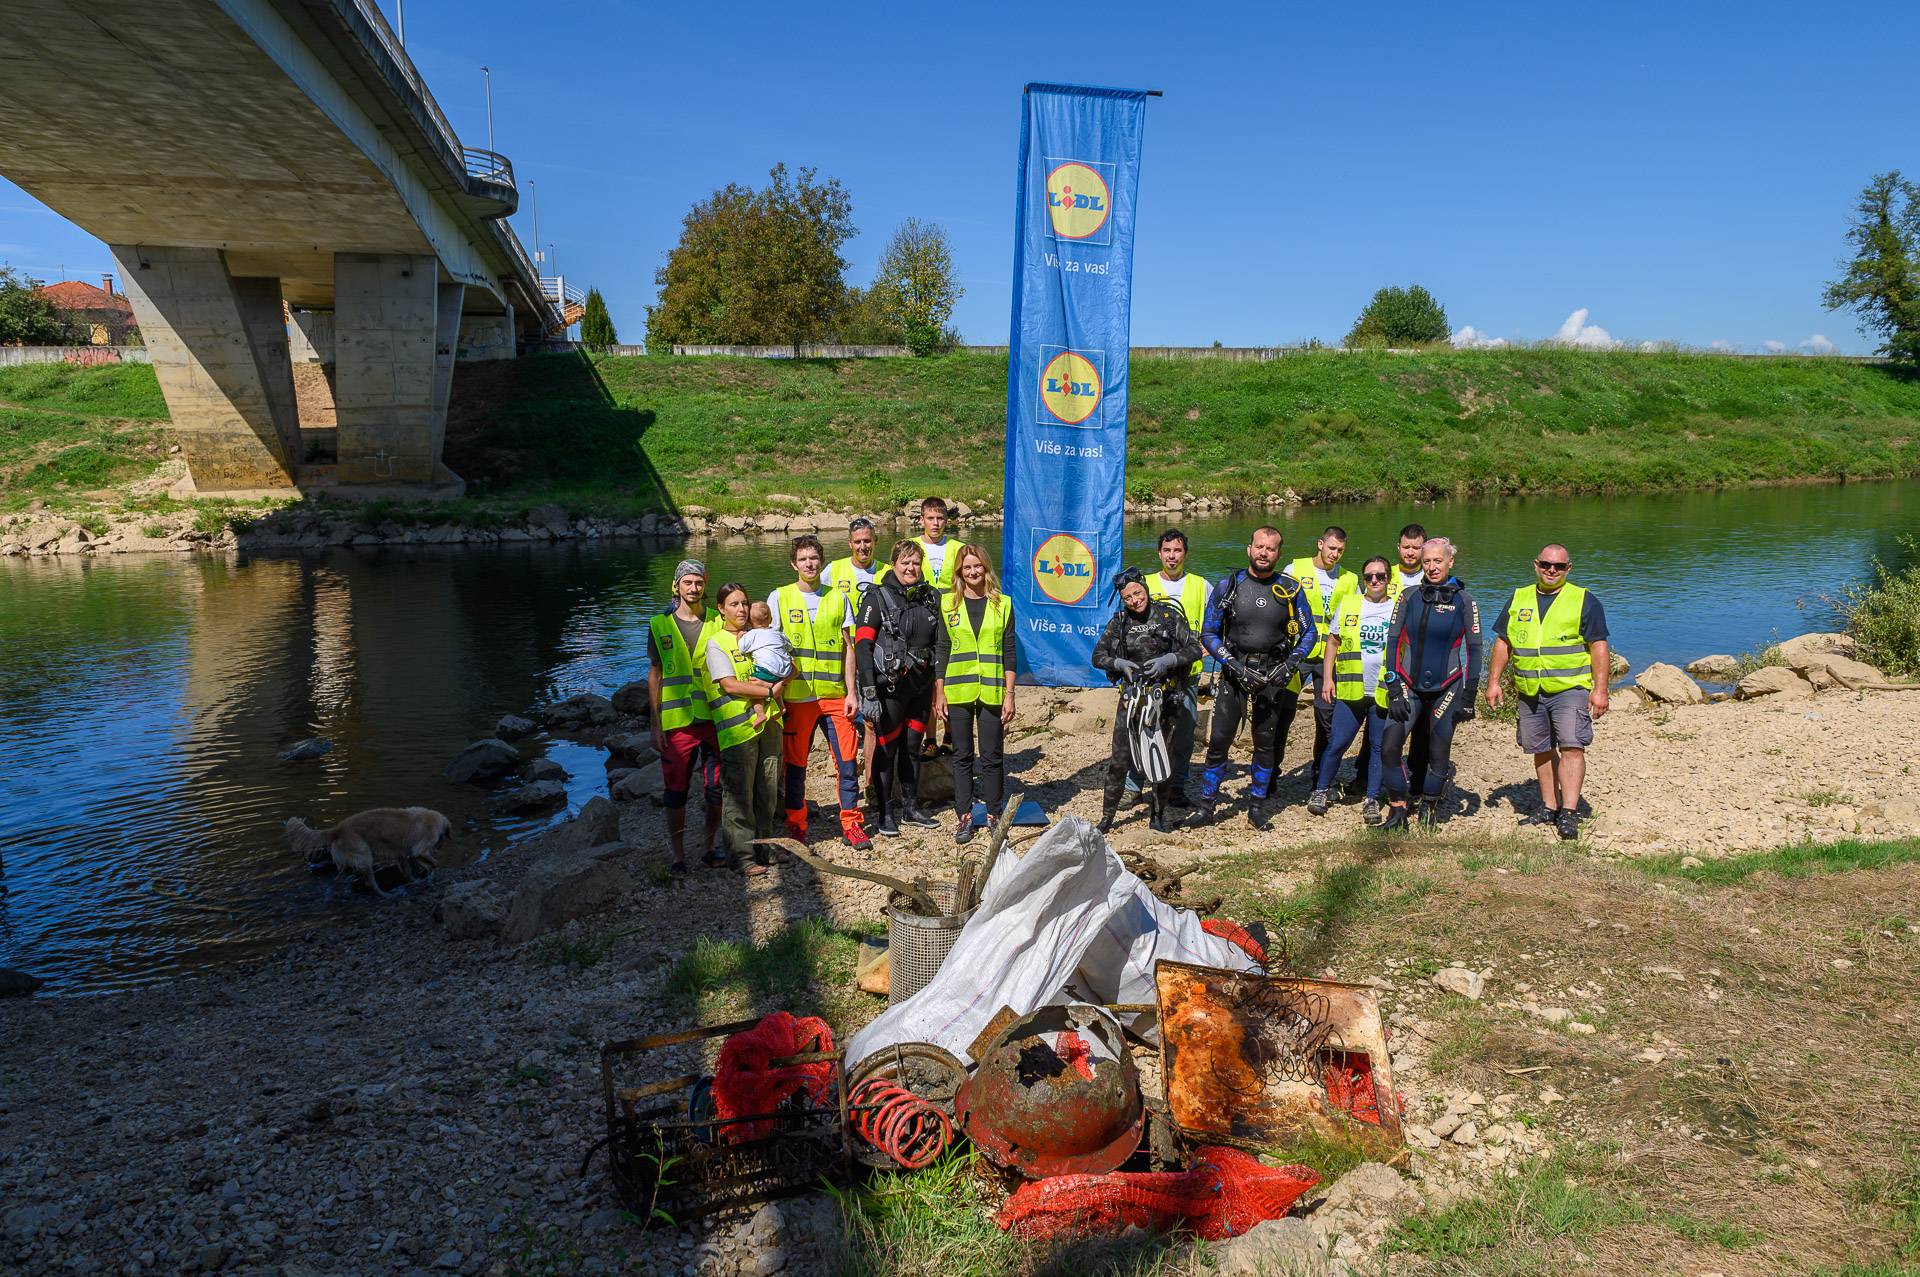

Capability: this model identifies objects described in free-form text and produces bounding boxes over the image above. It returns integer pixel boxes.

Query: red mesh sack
[710,1012,834,1144]
[1201,918,1267,966]
[995,1145,1318,1241]
[1322,1050,1383,1125]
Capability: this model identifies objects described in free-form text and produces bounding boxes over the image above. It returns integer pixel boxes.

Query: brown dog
[285,807,451,896]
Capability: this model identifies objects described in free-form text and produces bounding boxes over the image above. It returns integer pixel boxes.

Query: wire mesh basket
[886,881,973,1005]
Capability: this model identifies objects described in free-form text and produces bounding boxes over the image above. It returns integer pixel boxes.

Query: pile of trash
[593,815,1407,1245]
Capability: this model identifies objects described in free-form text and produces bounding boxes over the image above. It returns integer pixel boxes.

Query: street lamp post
[530,179,541,266]
[395,0,404,45]
[481,66,493,153]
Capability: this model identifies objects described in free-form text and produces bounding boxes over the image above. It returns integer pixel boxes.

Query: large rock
[1214,1216,1333,1277]
[605,731,660,767]
[498,844,636,945]
[1636,663,1703,705]
[0,968,45,998]
[1431,967,1484,1000]
[1798,652,1886,690]
[523,758,569,783]
[611,761,664,803]
[1686,654,1741,681]
[436,881,508,940]
[1317,1162,1421,1218]
[544,693,616,729]
[495,713,537,740]
[1778,632,1854,665]
[611,680,652,718]
[496,780,568,813]
[548,795,623,853]
[1608,651,1630,680]
[1610,685,1651,712]
[527,504,571,535]
[1737,665,1813,700]
[444,738,520,784]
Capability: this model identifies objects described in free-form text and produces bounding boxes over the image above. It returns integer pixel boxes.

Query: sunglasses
[1362,572,1389,582]
[1535,559,1570,571]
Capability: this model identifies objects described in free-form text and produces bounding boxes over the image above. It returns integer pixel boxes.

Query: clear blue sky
[4,1,1913,353]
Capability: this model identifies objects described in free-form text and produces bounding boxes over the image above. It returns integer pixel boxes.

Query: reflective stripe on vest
[1150,571,1209,678]
[1330,596,1368,702]
[1288,557,1356,662]
[649,611,718,731]
[773,583,846,703]
[1505,583,1594,695]
[702,629,779,751]
[941,594,1011,707]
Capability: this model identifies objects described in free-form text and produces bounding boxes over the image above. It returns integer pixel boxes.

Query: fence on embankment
[0,345,151,366]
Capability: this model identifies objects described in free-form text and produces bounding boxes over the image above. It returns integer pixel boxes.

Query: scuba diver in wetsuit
[1379,536,1483,832]
[1091,567,1202,834]
[1198,526,1319,827]
[853,540,943,837]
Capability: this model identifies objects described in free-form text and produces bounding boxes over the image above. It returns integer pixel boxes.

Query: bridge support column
[332,253,464,491]
[109,245,300,495]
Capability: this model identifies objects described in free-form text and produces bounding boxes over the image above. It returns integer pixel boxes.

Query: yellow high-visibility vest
[1504,583,1594,695]
[701,630,780,750]
[1150,571,1208,678]
[648,611,719,731]
[772,583,847,703]
[941,593,1011,707]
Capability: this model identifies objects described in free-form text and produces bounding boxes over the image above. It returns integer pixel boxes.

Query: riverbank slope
[4,351,1919,522]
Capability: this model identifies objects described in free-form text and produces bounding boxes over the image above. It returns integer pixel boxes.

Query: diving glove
[1142,653,1182,682]
[1453,701,1477,722]
[1223,655,1252,687]
[1110,658,1140,682]
[1384,673,1412,722]
[858,687,882,725]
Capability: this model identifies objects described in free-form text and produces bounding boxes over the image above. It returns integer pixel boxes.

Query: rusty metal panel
[1154,960,1405,1161]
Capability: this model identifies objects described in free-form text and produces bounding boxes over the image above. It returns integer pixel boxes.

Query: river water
[2,480,1914,993]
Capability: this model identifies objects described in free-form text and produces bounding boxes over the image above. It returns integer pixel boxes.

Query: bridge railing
[462,147,514,187]
[342,0,468,172]
[539,277,586,307]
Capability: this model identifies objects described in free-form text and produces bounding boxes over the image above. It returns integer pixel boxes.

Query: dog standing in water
[285,807,450,895]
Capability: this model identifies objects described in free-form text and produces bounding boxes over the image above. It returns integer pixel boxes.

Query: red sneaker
[842,817,872,851]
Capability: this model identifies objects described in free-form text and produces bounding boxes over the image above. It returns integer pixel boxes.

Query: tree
[834,285,905,346]
[1823,171,1920,366]
[1343,284,1450,348]
[0,267,73,345]
[579,288,617,347]
[648,164,855,350]
[872,218,963,355]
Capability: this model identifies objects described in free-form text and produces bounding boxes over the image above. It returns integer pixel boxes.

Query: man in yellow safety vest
[1486,543,1611,842]
[647,559,722,872]
[769,534,868,849]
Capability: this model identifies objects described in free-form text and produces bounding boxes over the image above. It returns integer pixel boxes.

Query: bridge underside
[0,0,533,496]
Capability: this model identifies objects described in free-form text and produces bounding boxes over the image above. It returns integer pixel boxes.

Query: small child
[737,601,794,728]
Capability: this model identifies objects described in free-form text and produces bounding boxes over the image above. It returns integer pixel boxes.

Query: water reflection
[0,479,1913,993]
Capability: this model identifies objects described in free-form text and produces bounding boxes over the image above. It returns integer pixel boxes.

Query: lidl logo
[1038,347,1104,427]
[1517,608,1534,622]
[1033,531,1096,606]
[1043,158,1115,244]
[787,608,805,627]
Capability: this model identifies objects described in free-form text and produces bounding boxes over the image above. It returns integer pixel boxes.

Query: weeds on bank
[1634,836,1920,886]
[1845,1148,1920,1263]
[1389,1150,1642,1271]
[1729,642,1789,679]
[665,917,864,1023]
[1838,535,1920,679]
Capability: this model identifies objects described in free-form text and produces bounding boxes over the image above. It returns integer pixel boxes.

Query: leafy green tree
[0,267,73,345]
[834,285,905,346]
[872,218,963,355]
[649,164,855,350]
[1344,284,1450,348]
[1823,171,1920,366]
[579,288,617,347]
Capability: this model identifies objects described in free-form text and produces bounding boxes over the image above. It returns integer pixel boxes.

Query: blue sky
[3,1,1913,353]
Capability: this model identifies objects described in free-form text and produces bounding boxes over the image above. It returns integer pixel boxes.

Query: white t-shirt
[1357,596,1395,696]
[1315,566,1339,611]
[919,538,950,585]
[1152,571,1212,616]
[823,560,877,615]
[1397,567,1422,592]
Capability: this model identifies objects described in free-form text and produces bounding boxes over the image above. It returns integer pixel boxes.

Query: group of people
[1093,522,1610,841]
[645,497,1614,875]
[645,499,1016,875]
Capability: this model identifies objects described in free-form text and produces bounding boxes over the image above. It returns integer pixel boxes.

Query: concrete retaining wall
[0,345,152,366]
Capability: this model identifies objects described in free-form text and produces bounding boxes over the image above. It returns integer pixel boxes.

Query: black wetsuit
[1091,599,1201,826]
[1381,576,1483,807]
[854,578,941,823]
[1199,569,1319,812]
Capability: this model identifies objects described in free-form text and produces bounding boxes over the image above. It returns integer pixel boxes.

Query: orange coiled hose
[848,1077,953,1170]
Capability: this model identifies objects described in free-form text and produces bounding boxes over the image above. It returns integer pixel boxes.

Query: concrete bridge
[0,0,569,496]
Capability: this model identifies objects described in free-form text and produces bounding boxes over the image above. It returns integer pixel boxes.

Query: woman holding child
[701,582,790,876]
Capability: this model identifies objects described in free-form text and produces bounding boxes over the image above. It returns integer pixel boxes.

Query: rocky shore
[0,488,1311,558]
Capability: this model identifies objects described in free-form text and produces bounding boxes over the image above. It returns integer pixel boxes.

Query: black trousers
[1200,675,1300,802]
[948,702,1005,818]
[1382,687,1464,801]
[1104,703,1172,821]
[873,681,933,813]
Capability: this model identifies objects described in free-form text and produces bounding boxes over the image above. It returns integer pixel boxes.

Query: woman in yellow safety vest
[1311,555,1396,825]
[932,544,1016,845]
[701,582,789,877]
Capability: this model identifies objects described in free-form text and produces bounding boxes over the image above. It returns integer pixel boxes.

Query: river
[2,479,1913,993]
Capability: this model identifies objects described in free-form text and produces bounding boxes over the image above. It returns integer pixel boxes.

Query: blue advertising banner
[1001,83,1151,686]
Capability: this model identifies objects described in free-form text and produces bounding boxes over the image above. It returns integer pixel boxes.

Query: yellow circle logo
[1045,161,1111,240]
[1033,533,1095,605]
[1040,351,1102,425]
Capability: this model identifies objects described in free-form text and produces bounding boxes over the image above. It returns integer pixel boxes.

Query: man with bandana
[647,559,724,871]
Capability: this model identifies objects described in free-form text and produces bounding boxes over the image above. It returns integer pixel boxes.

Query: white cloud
[1799,333,1836,355]
[1708,339,1737,352]
[1450,324,1507,349]
[1763,340,1787,353]
[1550,308,1618,349]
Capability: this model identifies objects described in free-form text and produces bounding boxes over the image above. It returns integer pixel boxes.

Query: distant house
[34,275,138,345]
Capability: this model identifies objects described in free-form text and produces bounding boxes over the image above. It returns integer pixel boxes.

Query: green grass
[1840,536,1920,679]
[1634,836,1920,886]
[664,917,863,1021]
[1389,1151,1643,1272]
[12,350,1920,518]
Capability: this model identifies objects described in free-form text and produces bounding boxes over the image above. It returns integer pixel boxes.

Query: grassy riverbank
[5,350,1919,516]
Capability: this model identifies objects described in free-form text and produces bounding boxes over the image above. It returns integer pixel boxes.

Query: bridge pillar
[332,253,464,490]
[109,245,301,494]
